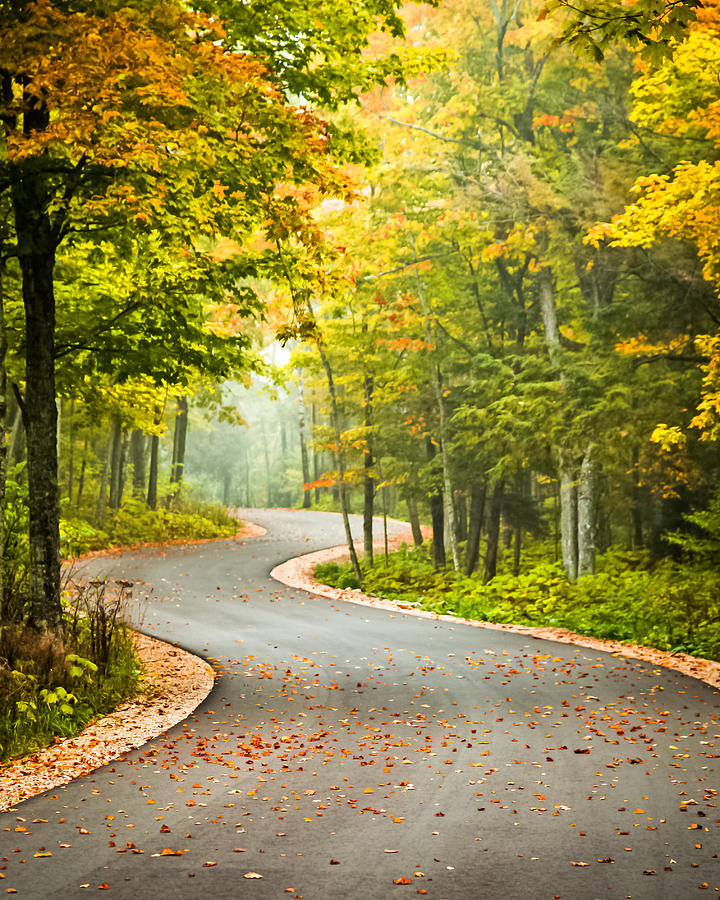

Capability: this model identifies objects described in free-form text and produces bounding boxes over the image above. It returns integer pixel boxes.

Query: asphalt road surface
[1,509,718,899]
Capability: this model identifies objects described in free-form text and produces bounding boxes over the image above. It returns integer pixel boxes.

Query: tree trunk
[483,479,504,582]
[8,399,24,465]
[130,429,146,498]
[170,395,188,485]
[75,436,88,510]
[559,458,579,581]
[433,371,460,570]
[222,471,231,506]
[455,491,468,542]
[630,445,643,548]
[312,403,320,504]
[539,266,592,581]
[577,443,597,576]
[12,172,62,636]
[66,398,75,503]
[95,439,111,526]
[298,378,312,509]
[108,417,123,510]
[411,237,460,570]
[0,275,7,627]
[363,372,374,564]
[430,490,445,568]
[262,421,272,507]
[315,333,362,583]
[117,429,129,508]
[464,481,486,576]
[407,497,423,547]
[146,406,162,511]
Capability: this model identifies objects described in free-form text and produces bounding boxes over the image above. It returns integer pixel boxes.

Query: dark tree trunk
[312,403,320,504]
[117,429,129,509]
[426,439,445,568]
[108,417,123,510]
[170,396,188,485]
[483,479,505,583]
[131,428,146,498]
[407,497,423,547]
[430,491,445,568]
[147,407,162,511]
[464,481,486,576]
[455,491,468,542]
[363,373,374,565]
[315,332,362,583]
[96,439,111,525]
[298,381,312,509]
[12,169,62,635]
[0,274,7,626]
[513,527,522,576]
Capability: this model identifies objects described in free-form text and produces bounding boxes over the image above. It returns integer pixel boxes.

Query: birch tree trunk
[538,266,595,580]
[577,443,597,576]
[559,462,579,581]
[411,239,461,570]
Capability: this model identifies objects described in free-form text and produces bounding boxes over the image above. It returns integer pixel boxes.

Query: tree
[1,0,421,639]
[540,0,701,62]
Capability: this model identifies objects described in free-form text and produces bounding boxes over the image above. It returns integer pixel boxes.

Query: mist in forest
[183,376,315,510]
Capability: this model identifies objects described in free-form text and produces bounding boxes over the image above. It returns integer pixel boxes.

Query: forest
[1,0,719,758]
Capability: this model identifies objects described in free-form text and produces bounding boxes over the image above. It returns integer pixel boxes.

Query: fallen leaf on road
[202,862,217,868]
[244,872,263,879]
[393,877,412,884]
[570,862,589,867]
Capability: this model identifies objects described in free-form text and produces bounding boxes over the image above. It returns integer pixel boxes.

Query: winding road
[1,509,718,899]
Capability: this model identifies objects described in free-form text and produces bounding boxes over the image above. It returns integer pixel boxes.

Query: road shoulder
[271,538,720,692]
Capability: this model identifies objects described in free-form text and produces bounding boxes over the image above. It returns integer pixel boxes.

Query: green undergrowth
[5,466,237,561]
[315,546,720,662]
[0,582,140,764]
[61,497,238,558]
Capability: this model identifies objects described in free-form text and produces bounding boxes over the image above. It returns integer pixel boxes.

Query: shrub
[313,545,720,662]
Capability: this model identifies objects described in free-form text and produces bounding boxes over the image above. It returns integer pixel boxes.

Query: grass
[0,581,140,763]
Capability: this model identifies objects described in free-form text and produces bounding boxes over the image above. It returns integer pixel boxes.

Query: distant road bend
[1,509,718,898]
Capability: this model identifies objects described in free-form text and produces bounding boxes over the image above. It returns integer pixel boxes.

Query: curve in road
[1,509,718,899]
